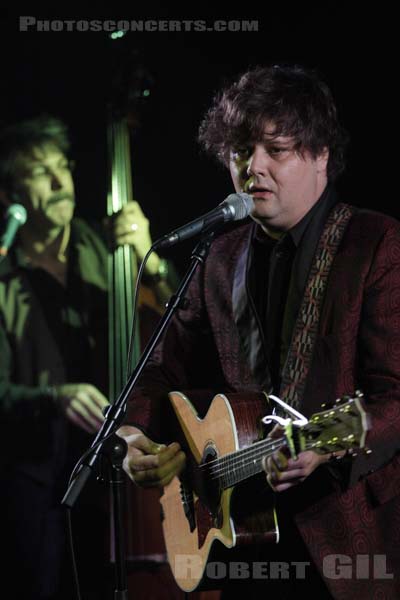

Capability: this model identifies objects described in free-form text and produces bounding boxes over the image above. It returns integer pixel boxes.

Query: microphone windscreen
[223,193,254,220]
[6,204,27,225]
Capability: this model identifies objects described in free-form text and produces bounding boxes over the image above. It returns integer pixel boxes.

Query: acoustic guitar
[160,390,369,592]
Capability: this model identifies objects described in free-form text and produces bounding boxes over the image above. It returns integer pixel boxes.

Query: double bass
[106,53,168,576]
[106,41,220,600]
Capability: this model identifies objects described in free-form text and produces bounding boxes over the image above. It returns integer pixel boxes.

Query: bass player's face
[12,145,75,232]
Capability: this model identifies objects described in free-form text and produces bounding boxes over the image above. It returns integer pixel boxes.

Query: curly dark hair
[198,64,349,181]
[0,115,70,192]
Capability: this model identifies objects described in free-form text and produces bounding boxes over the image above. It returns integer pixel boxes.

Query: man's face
[229,124,328,232]
[12,144,75,231]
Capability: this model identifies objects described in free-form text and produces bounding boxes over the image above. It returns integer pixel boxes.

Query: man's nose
[50,169,66,190]
[246,145,269,178]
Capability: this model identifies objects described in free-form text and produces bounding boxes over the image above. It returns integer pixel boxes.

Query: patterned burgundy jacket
[127,205,400,599]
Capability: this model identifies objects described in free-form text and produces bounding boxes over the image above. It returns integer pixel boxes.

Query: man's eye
[30,167,47,177]
[269,147,283,155]
[233,148,249,158]
[268,147,291,157]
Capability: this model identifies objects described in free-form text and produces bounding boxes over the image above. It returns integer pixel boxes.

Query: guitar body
[161,391,279,592]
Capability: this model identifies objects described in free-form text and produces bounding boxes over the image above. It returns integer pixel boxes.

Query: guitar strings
[210,442,287,481]
[197,418,329,474]
[189,403,360,488]
[204,440,328,485]
[195,410,357,483]
[201,436,287,480]
[198,435,284,472]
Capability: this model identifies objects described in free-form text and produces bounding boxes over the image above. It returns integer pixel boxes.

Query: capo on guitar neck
[262,395,309,460]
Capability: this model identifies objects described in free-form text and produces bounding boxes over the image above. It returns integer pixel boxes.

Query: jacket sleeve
[347,223,400,487]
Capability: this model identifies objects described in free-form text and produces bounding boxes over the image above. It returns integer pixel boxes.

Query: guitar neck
[206,436,287,490]
[189,392,367,492]
[205,392,366,490]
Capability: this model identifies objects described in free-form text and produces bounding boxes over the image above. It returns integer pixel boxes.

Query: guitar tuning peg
[334,395,351,405]
[321,403,326,408]
[364,447,372,455]
[355,389,364,398]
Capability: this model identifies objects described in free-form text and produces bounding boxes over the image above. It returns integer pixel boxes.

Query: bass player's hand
[117,425,186,488]
[55,383,109,434]
[105,200,163,279]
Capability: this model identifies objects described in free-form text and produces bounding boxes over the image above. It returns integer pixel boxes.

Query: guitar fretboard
[197,394,366,490]
[204,436,287,489]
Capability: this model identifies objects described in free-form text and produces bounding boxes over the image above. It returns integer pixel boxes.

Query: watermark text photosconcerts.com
[19,17,259,33]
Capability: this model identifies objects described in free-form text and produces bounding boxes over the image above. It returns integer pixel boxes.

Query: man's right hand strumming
[117,425,186,488]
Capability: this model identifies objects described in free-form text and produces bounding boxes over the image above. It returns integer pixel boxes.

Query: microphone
[154,192,254,250]
[0,204,28,256]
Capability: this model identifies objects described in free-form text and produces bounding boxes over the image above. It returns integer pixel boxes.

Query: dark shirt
[0,218,108,475]
[249,185,338,392]
[0,217,181,599]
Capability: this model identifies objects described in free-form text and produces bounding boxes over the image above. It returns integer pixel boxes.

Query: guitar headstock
[299,391,370,455]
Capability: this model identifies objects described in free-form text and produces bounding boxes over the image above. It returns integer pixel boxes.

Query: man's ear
[316,147,329,174]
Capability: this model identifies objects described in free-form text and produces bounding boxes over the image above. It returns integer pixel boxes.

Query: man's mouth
[48,194,74,206]
[247,186,273,197]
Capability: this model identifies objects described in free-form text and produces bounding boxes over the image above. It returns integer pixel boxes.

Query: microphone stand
[62,230,215,598]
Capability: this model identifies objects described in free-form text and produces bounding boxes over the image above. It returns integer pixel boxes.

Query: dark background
[0,7,396,270]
